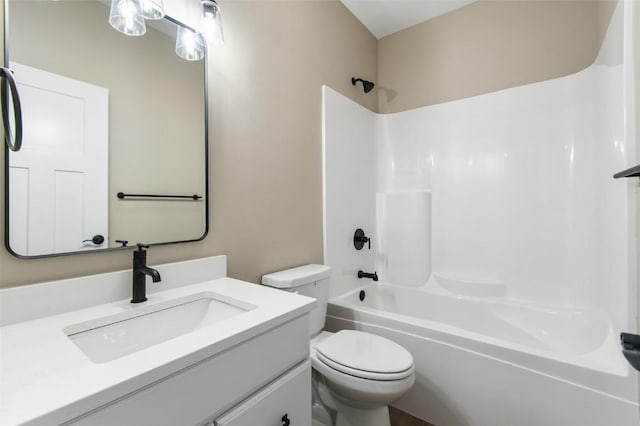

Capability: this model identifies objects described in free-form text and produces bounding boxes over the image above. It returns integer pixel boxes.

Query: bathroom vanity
[0,256,315,425]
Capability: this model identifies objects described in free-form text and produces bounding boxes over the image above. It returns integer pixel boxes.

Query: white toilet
[262,264,415,426]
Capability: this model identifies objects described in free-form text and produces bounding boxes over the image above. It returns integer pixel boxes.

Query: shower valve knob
[353,228,371,250]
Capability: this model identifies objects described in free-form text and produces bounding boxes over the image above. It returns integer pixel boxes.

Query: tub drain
[359,290,366,301]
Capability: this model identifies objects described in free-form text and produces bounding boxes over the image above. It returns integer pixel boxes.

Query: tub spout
[358,270,378,281]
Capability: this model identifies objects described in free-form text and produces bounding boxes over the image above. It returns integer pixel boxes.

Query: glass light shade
[175,27,206,61]
[201,0,224,46]
[109,0,146,36]
[141,0,165,20]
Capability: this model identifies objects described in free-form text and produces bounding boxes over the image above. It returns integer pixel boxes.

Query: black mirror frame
[2,1,209,259]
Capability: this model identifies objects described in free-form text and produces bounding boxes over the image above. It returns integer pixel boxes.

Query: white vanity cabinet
[68,316,310,426]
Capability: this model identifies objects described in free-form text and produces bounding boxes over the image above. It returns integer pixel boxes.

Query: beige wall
[378,0,617,113]
[0,0,378,287]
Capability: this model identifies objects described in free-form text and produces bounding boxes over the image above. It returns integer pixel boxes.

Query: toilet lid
[315,330,414,380]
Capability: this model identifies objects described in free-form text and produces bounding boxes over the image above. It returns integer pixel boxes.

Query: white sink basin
[64,292,256,363]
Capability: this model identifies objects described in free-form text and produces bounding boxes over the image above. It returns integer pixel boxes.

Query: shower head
[352,77,375,94]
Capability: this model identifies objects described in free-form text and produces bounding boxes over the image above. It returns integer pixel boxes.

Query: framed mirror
[3,0,208,258]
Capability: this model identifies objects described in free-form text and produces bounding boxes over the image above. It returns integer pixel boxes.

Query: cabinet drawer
[215,359,310,426]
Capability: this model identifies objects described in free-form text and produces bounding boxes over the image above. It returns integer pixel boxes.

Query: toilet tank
[262,264,331,336]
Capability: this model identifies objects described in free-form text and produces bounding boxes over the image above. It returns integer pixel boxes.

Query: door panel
[8,62,108,255]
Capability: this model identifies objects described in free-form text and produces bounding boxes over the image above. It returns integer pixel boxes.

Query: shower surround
[322,1,638,424]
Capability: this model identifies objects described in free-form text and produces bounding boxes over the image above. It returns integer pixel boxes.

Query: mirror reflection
[6,0,207,257]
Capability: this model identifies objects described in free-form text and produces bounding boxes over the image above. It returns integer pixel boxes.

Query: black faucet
[358,270,378,281]
[131,243,161,303]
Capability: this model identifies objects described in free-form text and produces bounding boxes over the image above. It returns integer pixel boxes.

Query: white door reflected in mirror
[8,62,108,256]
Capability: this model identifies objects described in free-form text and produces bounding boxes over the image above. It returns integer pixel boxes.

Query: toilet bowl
[311,330,415,426]
[262,265,415,426]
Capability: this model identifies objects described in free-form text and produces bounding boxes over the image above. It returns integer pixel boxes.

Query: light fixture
[109,0,146,36]
[201,0,224,46]
[141,0,165,20]
[175,27,206,61]
[108,0,223,62]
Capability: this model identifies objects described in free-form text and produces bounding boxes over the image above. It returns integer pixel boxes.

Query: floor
[390,407,435,426]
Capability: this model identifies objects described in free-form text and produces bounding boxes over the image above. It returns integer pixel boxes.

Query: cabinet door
[215,360,310,426]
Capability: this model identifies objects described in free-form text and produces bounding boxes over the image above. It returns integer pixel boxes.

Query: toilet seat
[314,330,414,381]
[315,351,414,381]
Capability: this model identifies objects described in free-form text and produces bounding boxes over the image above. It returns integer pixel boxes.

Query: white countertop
[0,277,315,425]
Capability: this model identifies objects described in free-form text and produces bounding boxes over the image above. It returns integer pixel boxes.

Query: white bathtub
[325,282,639,426]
